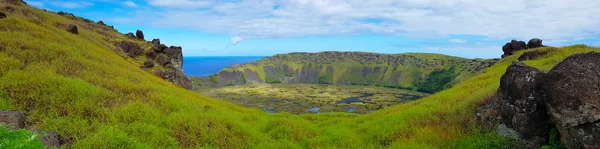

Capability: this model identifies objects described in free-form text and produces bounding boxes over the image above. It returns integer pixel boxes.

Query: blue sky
[24,0,600,58]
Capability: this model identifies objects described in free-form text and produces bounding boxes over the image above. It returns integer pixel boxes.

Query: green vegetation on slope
[414,67,459,93]
[1,2,597,148]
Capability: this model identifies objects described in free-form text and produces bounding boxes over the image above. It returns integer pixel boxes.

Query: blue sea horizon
[182,56,265,76]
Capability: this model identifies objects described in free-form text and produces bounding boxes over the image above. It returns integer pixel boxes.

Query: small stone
[0,111,25,129]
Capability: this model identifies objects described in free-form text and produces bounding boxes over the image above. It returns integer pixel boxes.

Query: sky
[24,0,600,58]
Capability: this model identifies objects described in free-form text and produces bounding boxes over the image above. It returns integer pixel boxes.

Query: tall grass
[1,3,598,148]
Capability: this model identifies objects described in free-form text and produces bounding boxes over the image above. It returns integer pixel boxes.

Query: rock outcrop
[136,29,144,40]
[501,38,545,58]
[154,70,193,89]
[539,52,600,149]
[165,46,183,69]
[480,52,600,148]
[0,111,25,129]
[66,24,78,34]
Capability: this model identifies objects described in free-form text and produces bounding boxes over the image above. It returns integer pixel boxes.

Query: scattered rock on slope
[0,111,25,129]
[539,52,600,149]
[143,60,154,68]
[125,32,135,39]
[478,61,550,148]
[518,50,549,61]
[66,24,78,34]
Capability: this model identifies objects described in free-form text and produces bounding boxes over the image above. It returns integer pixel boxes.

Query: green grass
[1,2,598,148]
[0,124,45,149]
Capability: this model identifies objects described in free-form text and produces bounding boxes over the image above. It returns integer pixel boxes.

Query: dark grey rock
[518,50,549,61]
[479,61,550,148]
[143,60,154,68]
[125,32,135,39]
[527,38,544,49]
[66,24,78,34]
[157,55,170,66]
[539,52,600,149]
[0,111,25,129]
[136,29,144,40]
[117,41,143,57]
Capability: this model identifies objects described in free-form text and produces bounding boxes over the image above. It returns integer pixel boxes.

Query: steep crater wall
[192,52,498,93]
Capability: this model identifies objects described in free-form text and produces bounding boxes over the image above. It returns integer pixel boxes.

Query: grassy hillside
[1,1,598,148]
[194,52,498,93]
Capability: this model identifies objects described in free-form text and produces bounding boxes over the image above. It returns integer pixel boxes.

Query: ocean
[182,56,265,76]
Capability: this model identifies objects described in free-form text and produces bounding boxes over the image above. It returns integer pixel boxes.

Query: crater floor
[199,84,429,114]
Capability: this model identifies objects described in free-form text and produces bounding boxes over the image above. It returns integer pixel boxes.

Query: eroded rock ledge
[479,52,600,148]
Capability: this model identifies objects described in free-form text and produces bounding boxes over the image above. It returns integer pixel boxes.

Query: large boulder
[479,61,550,148]
[527,38,544,49]
[117,41,143,57]
[0,111,25,129]
[136,29,144,41]
[0,12,6,19]
[501,40,528,58]
[66,24,78,34]
[539,52,600,148]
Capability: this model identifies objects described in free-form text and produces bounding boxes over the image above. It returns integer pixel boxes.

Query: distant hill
[192,52,498,93]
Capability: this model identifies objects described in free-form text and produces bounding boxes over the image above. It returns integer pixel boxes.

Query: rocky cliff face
[192,52,498,91]
[479,52,600,148]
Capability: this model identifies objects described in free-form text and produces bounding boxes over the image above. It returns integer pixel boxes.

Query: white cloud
[50,1,93,9]
[449,39,468,44]
[231,36,243,45]
[123,1,137,7]
[116,0,600,41]
[147,0,212,9]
